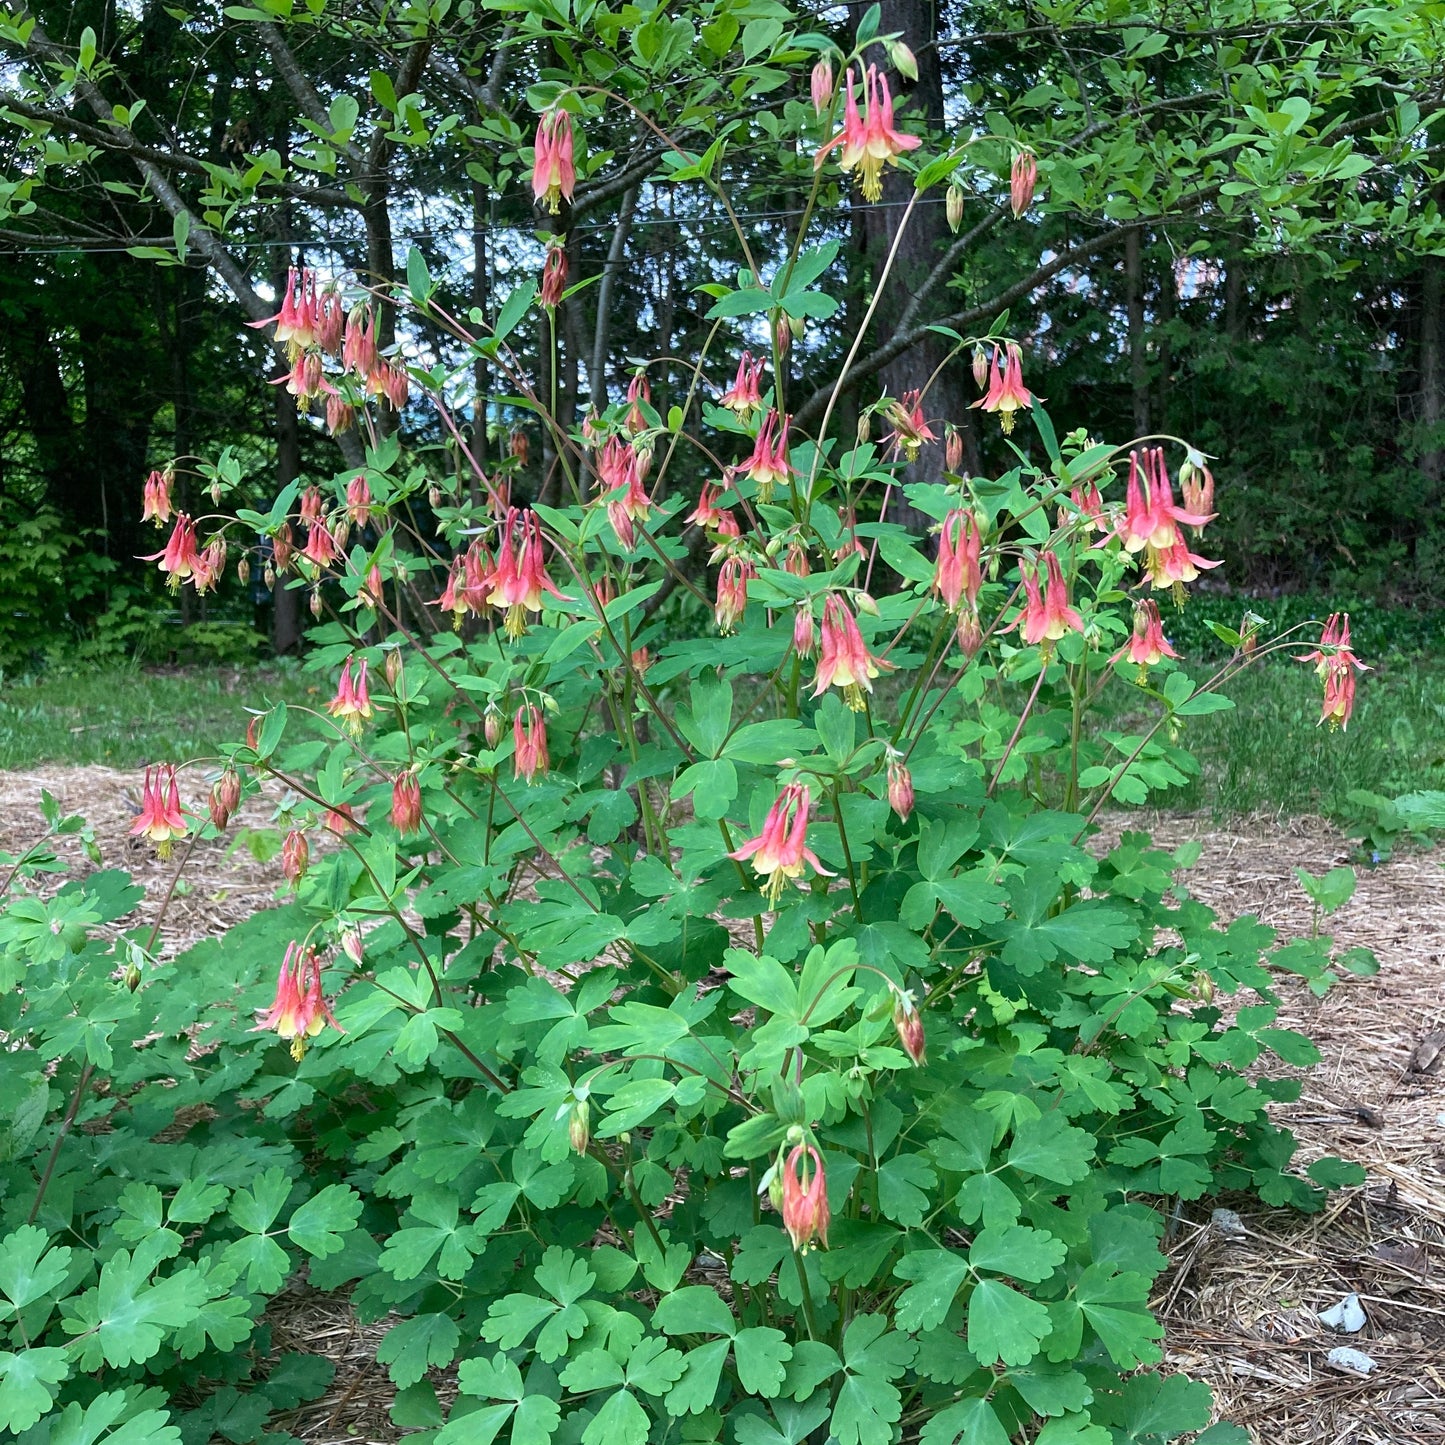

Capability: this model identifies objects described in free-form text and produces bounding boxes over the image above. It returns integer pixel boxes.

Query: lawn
[0,664,320,770]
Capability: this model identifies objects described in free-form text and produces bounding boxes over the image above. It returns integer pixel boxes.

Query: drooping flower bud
[887,758,914,822]
[346,475,372,527]
[956,606,984,659]
[793,600,817,660]
[810,55,834,114]
[946,183,965,233]
[246,715,261,751]
[209,480,223,507]
[310,588,324,619]
[568,1098,591,1155]
[944,425,964,473]
[892,988,926,1065]
[780,1143,830,1252]
[340,926,364,965]
[484,706,503,750]
[774,316,791,360]
[1010,148,1037,217]
[540,241,568,309]
[282,828,309,885]
[238,556,251,586]
[886,38,918,83]
[391,772,423,835]
[383,647,402,692]
[972,345,990,391]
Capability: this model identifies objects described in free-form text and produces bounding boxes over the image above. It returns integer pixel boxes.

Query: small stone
[1317,1292,1367,1333]
[1326,1346,1377,1375]
[1211,1207,1247,1242]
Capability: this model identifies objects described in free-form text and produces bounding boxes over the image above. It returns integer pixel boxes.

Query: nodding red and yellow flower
[944,425,965,473]
[1298,612,1369,730]
[378,361,409,411]
[143,513,203,588]
[625,372,651,435]
[1116,598,1179,675]
[934,509,983,612]
[210,768,242,832]
[315,287,345,355]
[813,595,893,711]
[1070,480,1108,533]
[131,765,188,857]
[815,64,921,203]
[461,538,496,618]
[346,476,372,527]
[275,350,335,405]
[1016,552,1084,649]
[248,267,321,356]
[686,482,729,531]
[719,352,765,416]
[191,537,228,597]
[730,782,834,903]
[971,344,1034,434]
[887,757,914,822]
[599,437,652,548]
[793,599,817,659]
[708,507,742,564]
[343,305,378,381]
[540,241,568,308]
[883,390,936,461]
[328,656,373,734]
[531,108,576,214]
[326,397,355,436]
[254,941,342,1061]
[1010,149,1038,216]
[281,828,309,886]
[272,522,295,575]
[391,772,423,835]
[1179,451,1215,536]
[433,557,465,628]
[141,469,173,526]
[892,987,926,1065]
[834,507,867,565]
[742,409,795,500]
[781,1143,830,1251]
[302,519,342,570]
[325,807,359,836]
[784,539,812,577]
[956,605,984,659]
[299,485,325,527]
[810,55,834,114]
[714,556,755,634]
[490,508,566,638]
[513,703,550,783]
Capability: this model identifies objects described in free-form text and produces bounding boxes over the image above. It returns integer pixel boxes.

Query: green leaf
[733,1327,792,1397]
[0,1225,74,1312]
[1006,1115,1095,1185]
[229,1167,292,1234]
[921,1398,1010,1445]
[892,1250,971,1333]
[287,1185,362,1258]
[495,281,538,343]
[378,1314,461,1389]
[1071,1265,1162,1369]
[581,1389,650,1445]
[969,1225,1066,1283]
[967,1278,1052,1367]
[653,1286,736,1337]
[877,1154,937,1226]
[61,1252,207,1369]
[665,1339,730,1415]
[725,948,799,1018]
[0,1348,70,1432]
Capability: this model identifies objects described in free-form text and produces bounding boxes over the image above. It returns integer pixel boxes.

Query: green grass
[0,665,320,770]
[1097,650,1445,817]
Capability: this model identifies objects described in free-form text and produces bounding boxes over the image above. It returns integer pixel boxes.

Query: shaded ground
[5,772,1444,1443]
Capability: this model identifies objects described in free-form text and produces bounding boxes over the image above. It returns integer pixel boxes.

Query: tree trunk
[1420,255,1443,505]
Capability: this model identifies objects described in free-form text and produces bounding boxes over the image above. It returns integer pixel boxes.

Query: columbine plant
[2,18,1377,1445]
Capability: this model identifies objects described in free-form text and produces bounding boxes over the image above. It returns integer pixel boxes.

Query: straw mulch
[6,770,1443,1442]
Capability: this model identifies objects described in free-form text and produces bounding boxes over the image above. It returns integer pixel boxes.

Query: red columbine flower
[346,476,372,527]
[328,656,373,735]
[730,782,834,903]
[513,704,550,782]
[719,352,764,416]
[742,409,795,499]
[971,344,1034,434]
[1010,149,1037,216]
[303,520,342,569]
[944,426,964,473]
[131,765,188,857]
[784,540,811,577]
[343,305,378,381]
[687,482,729,530]
[315,287,345,355]
[892,988,926,1065]
[1071,480,1108,533]
[1178,451,1216,537]
[254,942,342,1061]
[282,828,309,886]
[935,509,983,612]
[540,242,568,308]
[210,767,242,831]
[625,372,651,434]
[781,1143,830,1251]
[1117,598,1179,673]
[816,65,921,202]
[299,486,325,527]
[433,557,465,628]
[531,109,576,214]
[144,514,202,588]
[1016,552,1084,648]
[491,508,565,638]
[1298,612,1369,730]
[378,362,409,410]
[248,267,321,355]
[884,390,936,461]
[510,428,530,467]
[461,538,495,618]
[793,600,817,659]
[887,758,914,822]
[709,507,742,563]
[714,557,754,633]
[810,55,834,114]
[599,437,651,548]
[391,772,422,834]
[276,350,335,404]
[141,469,173,525]
[813,595,893,711]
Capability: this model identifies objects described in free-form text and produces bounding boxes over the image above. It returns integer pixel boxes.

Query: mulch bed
[5,770,1443,1442]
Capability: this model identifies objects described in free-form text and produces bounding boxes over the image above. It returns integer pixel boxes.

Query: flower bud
[382,649,402,693]
[510,427,530,467]
[391,772,423,835]
[281,828,309,885]
[887,39,918,83]
[972,344,990,391]
[210,480,223,507]
[855,590,879,617]
[892,988,926,1066]
[124,960,142,992]
[1192,970,1215,1004]
[309,588,324,619]
[781,1143,830,1252]
[237,557,251,586]
[340,926,364,965]
[856,411,871,445]
[568,1098,591,1155]
[218,766,242,816]
[246,715,261,750]
[1010,149,1037,217]
[945,425,964,473]
[810,55,834,114]
[946,183,965,233]
[956,606,984,659]
[428,484,444,510]
[887,759,914,822]
[263,562,276,588]
[793,601,817,659]
[774,316,790,360]
[484,706,503,750]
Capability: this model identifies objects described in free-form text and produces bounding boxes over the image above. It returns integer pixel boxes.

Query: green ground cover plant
[0,5,1385,1445]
